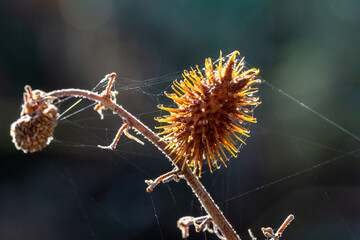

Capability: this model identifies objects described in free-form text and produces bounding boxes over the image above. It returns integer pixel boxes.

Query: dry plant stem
[178,216,212,239]
[178,215,225,240]
[47,88,240,240]
[248,229,256,240]
[275,214,294,238]
[260,214,294,240]
[145,167,181,192]
[98,123,128,149]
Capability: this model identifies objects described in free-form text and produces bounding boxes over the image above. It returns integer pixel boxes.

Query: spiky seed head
[10,86,59,153]
[156,51,261,177]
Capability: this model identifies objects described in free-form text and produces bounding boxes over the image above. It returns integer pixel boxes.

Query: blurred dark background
[1,0,359,239]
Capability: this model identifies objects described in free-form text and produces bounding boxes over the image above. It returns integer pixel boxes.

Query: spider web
[38,56,360,240]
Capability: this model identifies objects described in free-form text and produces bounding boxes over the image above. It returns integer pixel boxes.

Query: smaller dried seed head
[10,86,59,153]
[156,51,261,177]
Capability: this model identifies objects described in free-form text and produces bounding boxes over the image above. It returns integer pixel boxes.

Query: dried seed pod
[156,51,261,176]
[10,86,59,153]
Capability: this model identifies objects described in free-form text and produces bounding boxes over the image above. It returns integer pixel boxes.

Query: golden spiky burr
[156,51,261,176]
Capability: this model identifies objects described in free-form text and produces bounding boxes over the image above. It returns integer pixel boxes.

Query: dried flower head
[10,86,59,153]
[156,51,261,176]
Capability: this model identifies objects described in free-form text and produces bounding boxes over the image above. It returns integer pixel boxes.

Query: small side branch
[145,167,182,192]
[76,73,144,149]
[273,214,295,239]
[249,214,294,240]
[98,122,144,150]
[248,229,257,240]
[94,73,118,119]
[177,215,225,240]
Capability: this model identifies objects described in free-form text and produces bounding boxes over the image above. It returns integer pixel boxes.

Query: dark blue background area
[1,1,359,239]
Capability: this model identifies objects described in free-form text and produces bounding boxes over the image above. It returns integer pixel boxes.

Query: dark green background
[1,0,359,239]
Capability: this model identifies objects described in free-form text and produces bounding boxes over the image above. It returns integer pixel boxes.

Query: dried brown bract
[156,51,261,176]
[10,85,59,153]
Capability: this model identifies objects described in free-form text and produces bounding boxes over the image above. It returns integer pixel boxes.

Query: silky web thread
[64,166,96,238]
[41,158,138,236]
[149,193,164,240]
[262,80,360,142]
[294,144,356,240]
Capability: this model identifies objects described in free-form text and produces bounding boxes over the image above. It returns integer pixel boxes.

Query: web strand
[219,148,360,204]
[149,193,164,240]
[41,159,139,236]
[262,80,360,142]
[64,166,96,238]
[294,144,357,240]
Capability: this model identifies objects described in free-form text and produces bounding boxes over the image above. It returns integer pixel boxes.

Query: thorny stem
[47,86,241,240]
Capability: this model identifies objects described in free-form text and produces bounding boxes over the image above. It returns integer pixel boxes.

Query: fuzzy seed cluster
[156,51,261,176]
[10,86,59,153]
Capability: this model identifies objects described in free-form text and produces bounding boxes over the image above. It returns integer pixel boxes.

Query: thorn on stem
[248,229,257,240]
[274,214,294,238]
[145,167,181,192]
[98,123,144,150]
[94,73,118,119]
[255,214,294,240]
[177,215,225,240]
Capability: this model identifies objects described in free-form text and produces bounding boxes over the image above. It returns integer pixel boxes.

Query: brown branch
[98,123,144,150]
[274,214,294,239]
[177,215,227,239]
[46,73,240,240]
[145,167,181,192]
[248,229,256,240]
[258,214,294,240]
